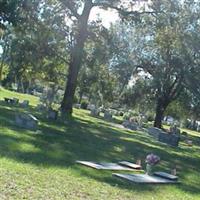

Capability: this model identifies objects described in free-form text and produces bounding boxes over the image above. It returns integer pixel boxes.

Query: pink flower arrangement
[145,153,160,166]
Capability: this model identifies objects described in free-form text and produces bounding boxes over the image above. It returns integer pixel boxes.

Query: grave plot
[113,173,179,184]
[76,161,141,171]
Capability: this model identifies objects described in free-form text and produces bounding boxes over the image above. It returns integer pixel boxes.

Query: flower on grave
[145,153,160,166]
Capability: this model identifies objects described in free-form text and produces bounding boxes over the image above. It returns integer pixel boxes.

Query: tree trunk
[78,90,83,104]
[61,57,81,114]
[0,65,3,86]
[61,2,92,116]
[154,98,169,128]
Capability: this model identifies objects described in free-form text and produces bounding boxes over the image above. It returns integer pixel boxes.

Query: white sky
[89,7,119,28]
[89,0,150,28]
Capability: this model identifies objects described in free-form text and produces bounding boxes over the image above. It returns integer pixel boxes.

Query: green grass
[0,88,200,200]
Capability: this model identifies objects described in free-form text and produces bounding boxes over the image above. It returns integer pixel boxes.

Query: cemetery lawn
[0,88,200,200]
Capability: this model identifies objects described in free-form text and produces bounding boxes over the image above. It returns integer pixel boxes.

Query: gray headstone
[87,104,96,110]
[36,104,46,112]
[15,113,38,131]
[90,108,100,117]
[122,120,139,131]
[158,132,180,147]
[13,98,19,104]
[104,111,112,121]
[147,127,165,140]
[47,109,58,120]
[74,104,81,109]
[21,100,29,108]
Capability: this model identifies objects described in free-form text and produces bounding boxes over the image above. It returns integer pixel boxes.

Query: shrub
[146,112,155,122]
[81,100,88,109]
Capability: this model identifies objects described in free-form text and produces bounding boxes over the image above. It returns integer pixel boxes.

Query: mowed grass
[0,88,200,200]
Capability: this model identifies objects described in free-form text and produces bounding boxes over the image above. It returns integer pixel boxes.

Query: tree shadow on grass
[0,103,200,194]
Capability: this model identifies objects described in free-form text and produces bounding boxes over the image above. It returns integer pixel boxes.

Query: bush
[123,110,139,120]
[123,112,131,120]
[73,95,78,104]
[119,111,124,116]
[181,131,188,136]
[81,100,88,109]
[146,112,155,122]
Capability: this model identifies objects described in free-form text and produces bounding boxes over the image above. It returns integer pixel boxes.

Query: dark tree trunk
[154,98,169,128]
[0,64,3,86]
[61,2,92,116]
[78,90,83,104]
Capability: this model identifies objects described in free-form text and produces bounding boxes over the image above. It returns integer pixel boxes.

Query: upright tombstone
[104,110,112,121]
[87,104,96,111]
[74,104,81,109]
[13,98,19,105]
[170,124,181,135]
[47,109,58,120]
[122,120,138,131]
[158,132,180,147]
[147,127,164,140]
[21,100,29,108]
[90,108,100,117]
[15,113,38,131]
[36,104,46,112]
[4,97,14,104]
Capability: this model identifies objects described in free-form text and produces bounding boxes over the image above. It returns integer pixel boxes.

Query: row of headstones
[122,115,147,131]
[74,103,124,117]
[15,108,58,131]
[36,104,58,120]
[74,103,114,121]
[90,108,113,121]
[4,97,29,108]
[147,127,180,147]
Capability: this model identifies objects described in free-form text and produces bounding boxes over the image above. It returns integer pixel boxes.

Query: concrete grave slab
[153,172,178,181]
[113,173,179,184]
[76,161,139,171]
[118,161,141,170]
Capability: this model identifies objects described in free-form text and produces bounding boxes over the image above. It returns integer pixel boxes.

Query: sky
[89,0,150,28]
[89,7,119,28]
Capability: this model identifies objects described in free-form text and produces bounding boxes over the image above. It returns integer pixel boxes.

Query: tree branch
[60,1,80,19]
[93,2,156,16]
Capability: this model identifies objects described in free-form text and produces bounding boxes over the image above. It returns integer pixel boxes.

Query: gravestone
[36,104,46,112]
[90,108,100,117]
[148,127,180,147]
[13,98,19,104]
[169,125,181,135]
[87,104,96,111]
[122,120,138,131]
[4,97,14,104]
[15,113,38,131]
[74,104,81,109]
[158,132,180,147]
[104,110,112,121]
[47,109,58,120]
[21,100,29,108]
[147,127,165,140]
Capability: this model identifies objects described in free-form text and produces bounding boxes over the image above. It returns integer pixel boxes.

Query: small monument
[21,100,29,108]
[90,108,100,117]
[15,113,38,131]
[47,109,58,120]
[36,104,46,112]
[13,98,19,105]
[104,110,112,121]
[74,104,81,109]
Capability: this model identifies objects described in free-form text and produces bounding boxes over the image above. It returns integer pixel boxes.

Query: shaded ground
[0,89,200,200]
